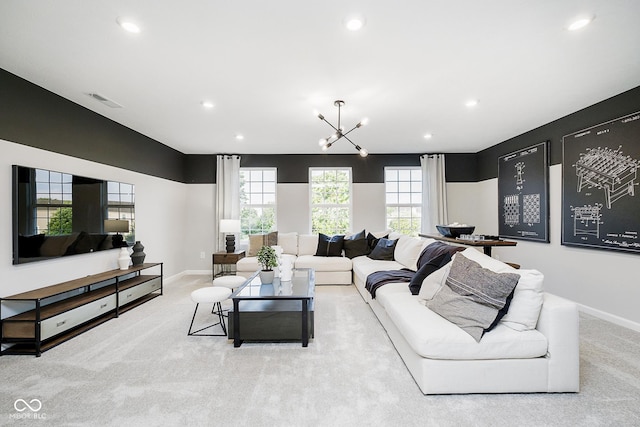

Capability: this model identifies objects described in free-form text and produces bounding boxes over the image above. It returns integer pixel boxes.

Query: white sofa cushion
[295,254,352,271]
[351,255,405,285]
[459,248,544,331]
[278,232,298,255]
[384,292,548,360]
[393,235,427,271]
[297,234,319,256]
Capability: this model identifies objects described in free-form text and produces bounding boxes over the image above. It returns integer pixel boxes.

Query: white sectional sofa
[236,232,353,285]
[235,231,580,395]
[352,234,580,395]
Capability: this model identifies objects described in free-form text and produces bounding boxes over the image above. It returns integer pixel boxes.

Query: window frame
[309,167,353,235]
[239,167,278,240]
[384,166,423,236]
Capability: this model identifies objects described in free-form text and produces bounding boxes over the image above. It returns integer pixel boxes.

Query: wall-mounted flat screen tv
[12,165,135,264]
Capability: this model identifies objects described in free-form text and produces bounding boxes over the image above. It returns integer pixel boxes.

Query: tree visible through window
[310,168,351,235]
[240,168,277,239]
[385,167,422,236]
[35,168,73,235]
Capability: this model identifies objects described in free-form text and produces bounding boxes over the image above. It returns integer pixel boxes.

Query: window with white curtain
[239,168,277,239]
[309,168,352,235]
[385,167,422,236]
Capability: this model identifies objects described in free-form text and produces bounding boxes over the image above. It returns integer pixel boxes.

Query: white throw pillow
[394,235,425,271]
[458,248,544,331]
[297,234,319,256]
[278,232,298,255]
[418,260,452,301]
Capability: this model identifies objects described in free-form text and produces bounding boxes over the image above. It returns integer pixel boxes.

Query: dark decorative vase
[130,241,146,266]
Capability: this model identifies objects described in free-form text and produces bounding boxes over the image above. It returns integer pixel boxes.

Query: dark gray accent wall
[476,86,640,181]
[5,66,637,186]
[1,68,186,182]
[184,153,476,184]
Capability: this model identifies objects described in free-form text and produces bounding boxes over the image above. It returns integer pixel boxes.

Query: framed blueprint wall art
[562,111,640,254]
[498,141,549,242]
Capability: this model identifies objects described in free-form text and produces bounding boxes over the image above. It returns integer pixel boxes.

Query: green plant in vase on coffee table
[257,245,278,284]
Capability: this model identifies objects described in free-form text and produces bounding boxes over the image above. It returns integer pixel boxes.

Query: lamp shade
[104,219,130,233]
[219,219,241,233]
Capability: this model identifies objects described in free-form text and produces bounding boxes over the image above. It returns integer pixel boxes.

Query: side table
[212,250,245,277]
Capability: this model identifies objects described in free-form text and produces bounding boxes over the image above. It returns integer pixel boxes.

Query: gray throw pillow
[426,253,520,342]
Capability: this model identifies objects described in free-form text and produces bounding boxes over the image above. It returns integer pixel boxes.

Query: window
[385,167,422,236]
[107,181,135,243]
[310,168,351,235]
[35,168,73,235]
[240,168,277,239]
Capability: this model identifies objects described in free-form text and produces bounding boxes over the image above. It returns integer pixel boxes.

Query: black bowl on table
[436,225,476,238]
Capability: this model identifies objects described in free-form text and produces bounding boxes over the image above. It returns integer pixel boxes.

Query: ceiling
[1,1,639,156]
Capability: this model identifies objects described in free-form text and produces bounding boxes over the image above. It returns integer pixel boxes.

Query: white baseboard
[164,270,211,284]
[578,303,640,333]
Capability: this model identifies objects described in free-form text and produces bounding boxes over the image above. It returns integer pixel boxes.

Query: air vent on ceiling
[85,92,123,108]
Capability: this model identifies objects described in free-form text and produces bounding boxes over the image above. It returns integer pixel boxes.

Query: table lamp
[220,219,241,253]
[104,219,130,248]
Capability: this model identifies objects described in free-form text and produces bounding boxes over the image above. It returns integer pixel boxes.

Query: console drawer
[40,294,117,340]
[118,277,161,306]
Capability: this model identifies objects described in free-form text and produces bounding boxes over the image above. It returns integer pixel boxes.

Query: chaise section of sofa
[352,236,580,395]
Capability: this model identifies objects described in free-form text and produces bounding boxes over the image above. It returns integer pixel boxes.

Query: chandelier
[316,100,369,157]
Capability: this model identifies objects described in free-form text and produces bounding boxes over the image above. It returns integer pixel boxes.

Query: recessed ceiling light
[424,133,433,140]
[345,15,365,31]
[568,16,594,31]
[235,134,244,141]
[465,99,479,108]
[201,101,214,109]
[116,17,141,34]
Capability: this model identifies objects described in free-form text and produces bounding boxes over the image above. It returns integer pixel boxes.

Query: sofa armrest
[535,292,580,392]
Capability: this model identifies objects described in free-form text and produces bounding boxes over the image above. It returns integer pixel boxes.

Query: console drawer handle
[100,303,108,309]
[56,320,67,327]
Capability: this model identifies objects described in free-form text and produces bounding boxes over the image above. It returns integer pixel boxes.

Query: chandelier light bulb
[568,17,593,31]
[117,17,141,33]
[315,99,368,157]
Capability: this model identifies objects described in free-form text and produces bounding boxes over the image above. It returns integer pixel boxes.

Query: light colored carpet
[1,275,640,426]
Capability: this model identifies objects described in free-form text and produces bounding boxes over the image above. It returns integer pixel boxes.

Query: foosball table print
[575,146,638,209]
[573,204,603,238]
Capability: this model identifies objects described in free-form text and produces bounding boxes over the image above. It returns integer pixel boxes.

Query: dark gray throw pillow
[366,232,388,252]
[408,252,451,295]
[426,253,520,342]
[343,231,370,259]
[315,233,345,257]
[368,238,397,261]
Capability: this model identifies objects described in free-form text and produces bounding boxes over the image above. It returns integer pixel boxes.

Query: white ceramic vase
[117,247,130,270]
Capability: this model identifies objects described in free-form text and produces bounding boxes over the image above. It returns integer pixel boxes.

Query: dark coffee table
[229,268,315,347]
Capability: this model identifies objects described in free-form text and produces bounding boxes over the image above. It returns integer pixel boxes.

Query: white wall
[1,139,188,298]
[182,184,216,272]
[446,164,640,328]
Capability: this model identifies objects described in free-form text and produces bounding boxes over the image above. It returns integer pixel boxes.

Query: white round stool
[213,275,246,291]
[188,287,232,336]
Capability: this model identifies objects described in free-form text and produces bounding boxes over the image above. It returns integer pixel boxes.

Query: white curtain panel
[215,154,241,251]
[420,154,448,234]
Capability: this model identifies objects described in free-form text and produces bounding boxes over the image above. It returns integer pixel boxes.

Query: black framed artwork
[562,111,640,254]
[498,141,549,242]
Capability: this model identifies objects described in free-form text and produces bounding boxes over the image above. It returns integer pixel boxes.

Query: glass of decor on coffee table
[229,268,315,347]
